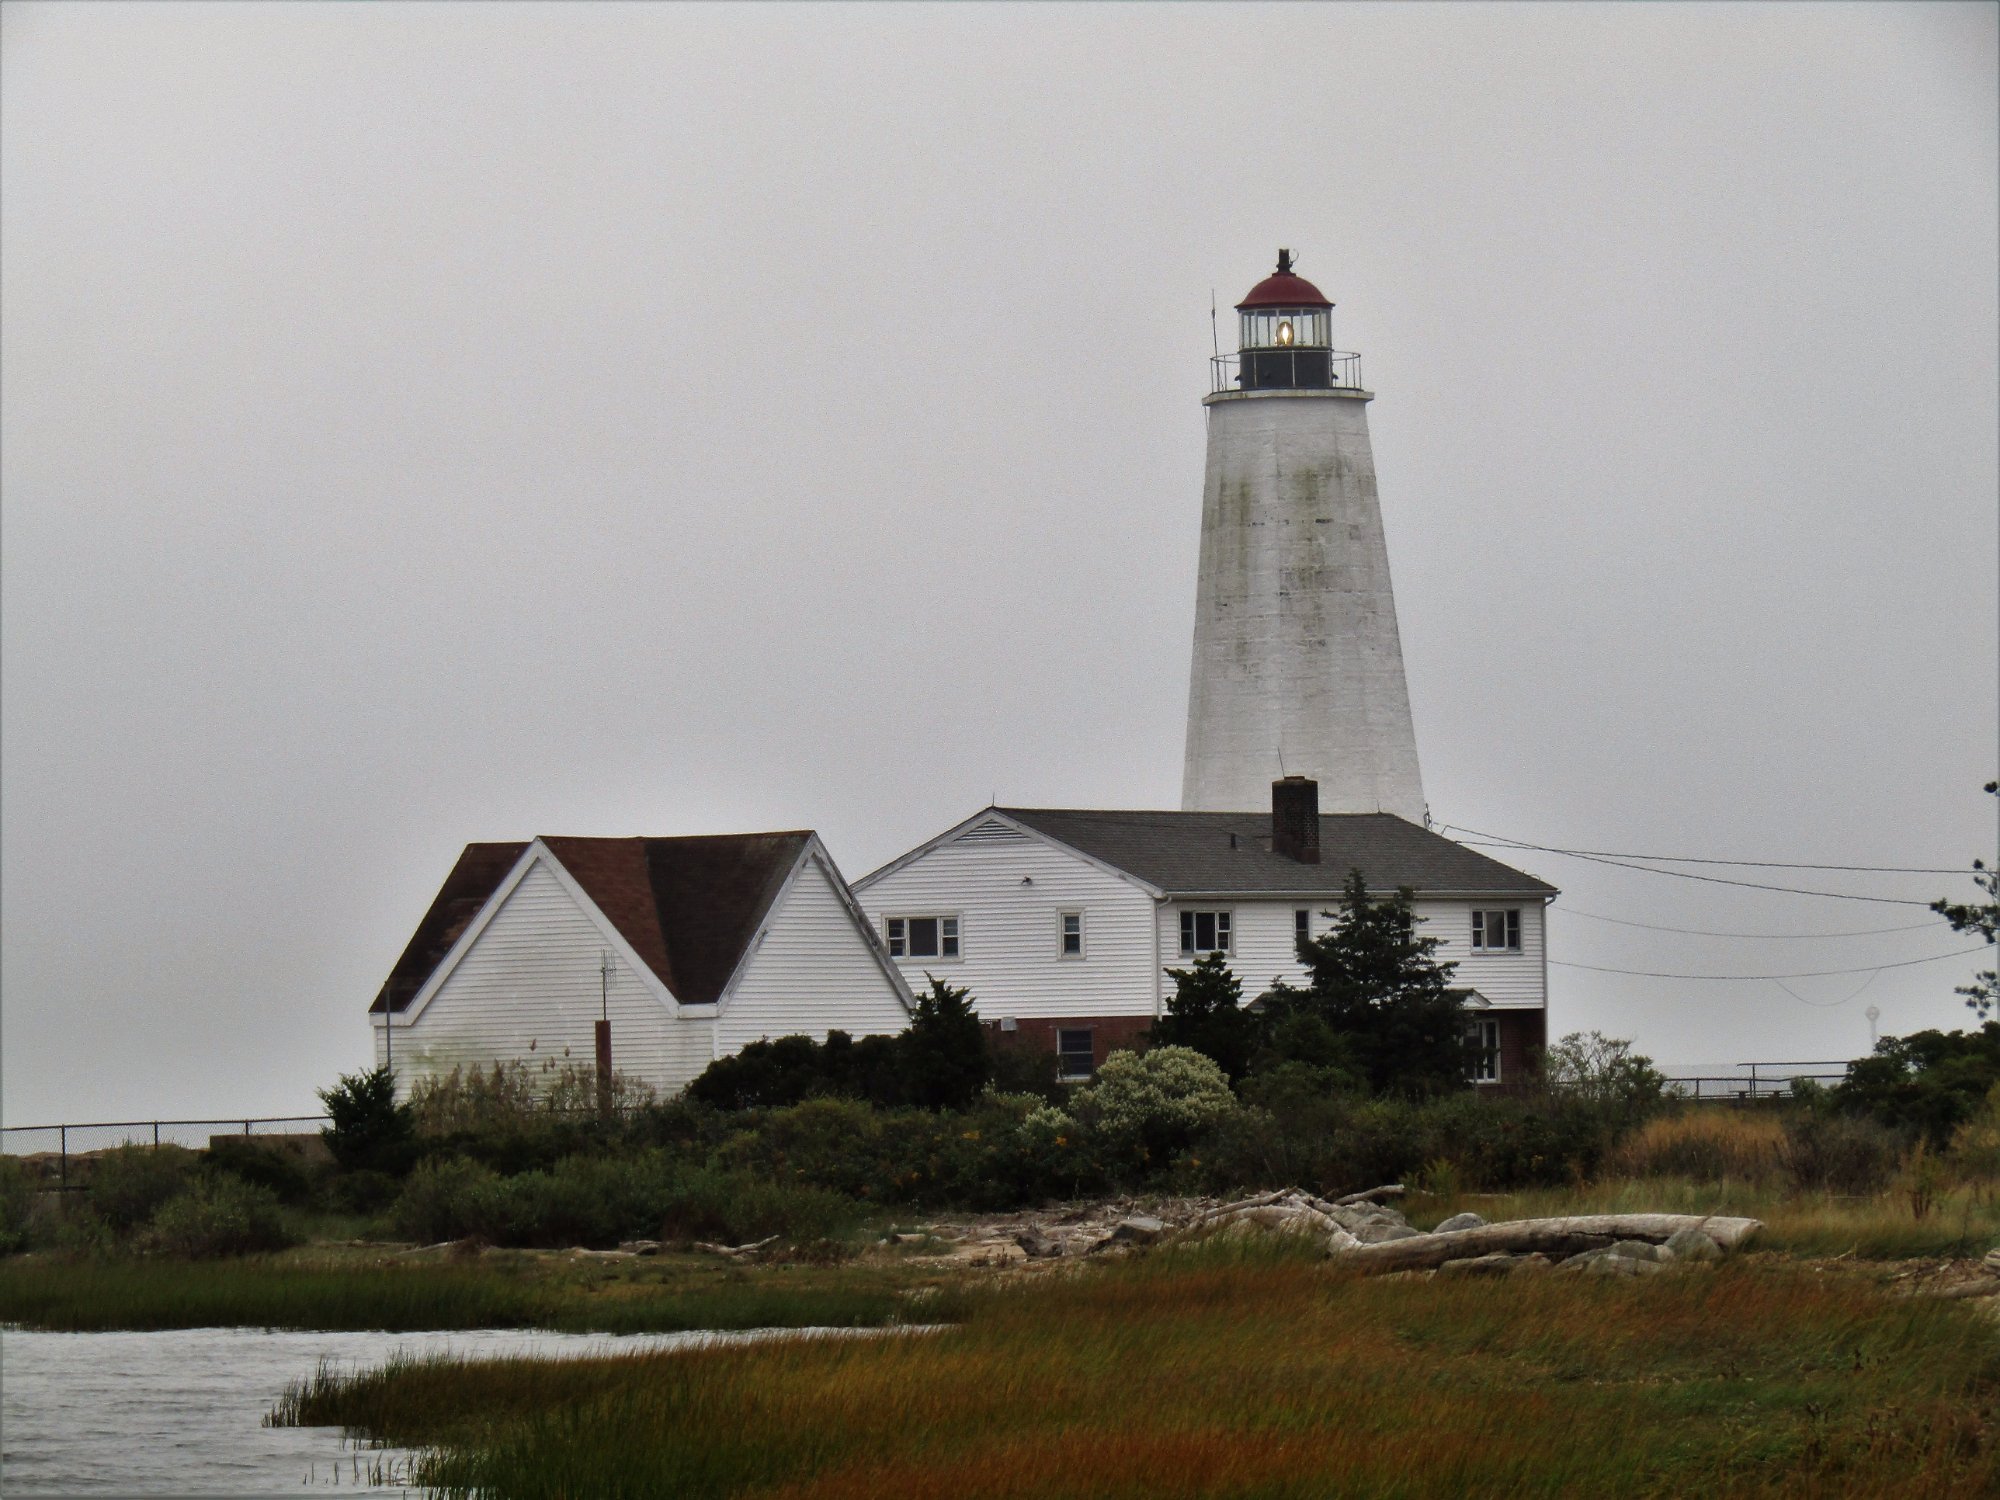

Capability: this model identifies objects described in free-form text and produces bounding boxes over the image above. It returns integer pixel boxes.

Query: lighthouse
[1180,251,1427,823]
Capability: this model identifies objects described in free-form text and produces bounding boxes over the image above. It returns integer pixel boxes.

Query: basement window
[886,915,960,960]
[1057,1028,1095,1080]
[1468,1018,1501,1084]
[1179,909,1232,956]
[1471,909,1521,952]
[1060,911,1085,958]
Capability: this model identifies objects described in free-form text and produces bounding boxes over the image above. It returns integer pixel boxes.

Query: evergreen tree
[901,975,991,1110]
[1151,952,1258,1082]
[318,1066,415,1174]
[1290,868,1470,1095]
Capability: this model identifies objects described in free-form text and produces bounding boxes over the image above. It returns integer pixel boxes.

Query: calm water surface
[2,1324,856,1495]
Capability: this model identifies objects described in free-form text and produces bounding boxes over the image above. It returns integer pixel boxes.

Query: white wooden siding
[857,822,1162,1019]
[376,857,715,1095]
[1153,897,1547,1010]
[718,855,911,1050]
[1414,899,1546,1007]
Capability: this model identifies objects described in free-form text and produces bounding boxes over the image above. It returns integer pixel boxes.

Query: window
[1471,909,1521,952]
[1179,909,1232,955]
[885,915,960,960]
[1469,1018,1501,1083]
[1057,1028,1095,1080]
[1294,908,1312,948]
[1059,911,1084,958]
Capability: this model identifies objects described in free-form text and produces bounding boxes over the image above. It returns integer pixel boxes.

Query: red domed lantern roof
[1235,249,1332,310]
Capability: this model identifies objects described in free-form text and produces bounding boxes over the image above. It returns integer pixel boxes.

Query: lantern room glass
[1239,307,1329,351]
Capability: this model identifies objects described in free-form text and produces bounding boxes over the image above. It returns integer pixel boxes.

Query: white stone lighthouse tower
[1181,251,1426,822]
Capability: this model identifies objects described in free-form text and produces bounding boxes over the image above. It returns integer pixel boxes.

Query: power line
[1556,909,1947,940]
[1476,843,1937,905]
[1439,824,1963,875]
[1549,945,1986,981]
[1771,970,1883,1009]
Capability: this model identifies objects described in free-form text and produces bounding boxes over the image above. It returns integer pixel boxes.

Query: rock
[1509,1253,1554,1275]
[1983,1247,2000,1272]
[1607,1239,1675,1264]
[952,1239,1027,1266]
[1663,1227,1723,1261]
[1015,1229,1066,1259]
[1436,1252,1527,1278]
[1561,1246,1666,1276]
[1113,1215,1167,1246]
[1433,1212,1488,1234]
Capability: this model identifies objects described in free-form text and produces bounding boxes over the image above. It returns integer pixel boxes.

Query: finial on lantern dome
[1276,248,1295,275]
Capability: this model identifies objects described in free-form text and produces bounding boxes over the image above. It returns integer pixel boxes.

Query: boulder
[1353,1222,1424,1245]
[1113,1215,1168,1246]
[1433,1212,1488,1234]
[1663,1227,1723,1261]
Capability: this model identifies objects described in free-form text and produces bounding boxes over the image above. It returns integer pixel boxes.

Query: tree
[1284,868,1468,1095]
[318,1066,415,1174]
[900,975,991,1110]
[1151,952,1258,1082]
[1539,1031,1664,1118]
[1836,1022,2000,1146]
[1931,780,1999,1019]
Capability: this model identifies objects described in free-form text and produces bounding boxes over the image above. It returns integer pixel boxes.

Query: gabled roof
[995,809,1557,899]
[370,832,815,1013]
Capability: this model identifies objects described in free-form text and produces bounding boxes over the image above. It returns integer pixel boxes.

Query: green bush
[392,1157,503,1244]
[206,1138,319,1205]
[89,1145,199,1234]
[1070,1047,1236,1178]
[323,1168,400,1216]
[319,1067,416,1175]
[144,1175,297,1258]
[0,1156,38,1253]
[1836,1024,2000,1146]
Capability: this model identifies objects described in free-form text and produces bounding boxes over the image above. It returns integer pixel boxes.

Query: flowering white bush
[1072,1046,1236,1149]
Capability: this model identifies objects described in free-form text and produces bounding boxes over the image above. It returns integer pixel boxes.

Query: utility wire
[1556,909,1946,940]
[1438,825,1963,875]
[1549,945,1986,981]
[1771,970,1883,1009]
[1453,841,1936,905]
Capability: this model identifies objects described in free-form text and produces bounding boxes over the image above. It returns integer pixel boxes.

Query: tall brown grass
[277,1239,2000,1499]
[1611,1108,1787,1182]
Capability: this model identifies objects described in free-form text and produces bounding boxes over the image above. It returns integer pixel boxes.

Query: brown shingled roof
[370,832,815,1013]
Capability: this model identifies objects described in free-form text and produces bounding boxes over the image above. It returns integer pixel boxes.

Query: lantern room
[1233,249,1340,390]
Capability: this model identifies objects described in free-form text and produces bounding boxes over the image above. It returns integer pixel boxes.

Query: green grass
[0,1249,960,1333]
[273,1238,2000,1499]
[1409,1177,2000,1260]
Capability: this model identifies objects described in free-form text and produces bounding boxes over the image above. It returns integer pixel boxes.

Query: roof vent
[1272,777,1321,864]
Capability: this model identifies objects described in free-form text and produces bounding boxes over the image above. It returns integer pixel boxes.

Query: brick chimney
[1272,776,1320,863]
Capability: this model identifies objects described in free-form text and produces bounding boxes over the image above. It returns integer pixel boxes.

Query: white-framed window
[1059,911,1085,958]
[1179,909,1232,956]
[1294,908,1312,948]
[885,914,960,961]
[1471,909,1522,952]
[1469,1018,1501,1083]
[1057,1028,1095,1080]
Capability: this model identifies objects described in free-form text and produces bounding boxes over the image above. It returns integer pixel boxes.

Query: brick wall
[987,1015,1153,1074]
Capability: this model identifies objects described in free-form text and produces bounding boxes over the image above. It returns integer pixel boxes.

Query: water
[1,1324,868,1495]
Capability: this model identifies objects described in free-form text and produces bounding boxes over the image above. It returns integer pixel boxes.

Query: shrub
[1781,1111,1905,1194]
[987,1044,1063,1103]
[89,1145,199,1234]
[1835,1023,2000,1146]
[319,1067,415,1175]
[902,977,991,1110]
[1611,1109,1787,1183]
[0,1156,38,1254]
[1540,1032,1666,1120]
[206,1137,319,1205]
[1071,1047,1236,1174]
[392,1157,503,1244]
[324,1169,400,1217]
[1948,1083,2000,1189]
[144,1175,296,1257]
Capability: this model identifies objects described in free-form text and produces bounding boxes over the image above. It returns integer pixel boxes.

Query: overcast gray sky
[4,2,1995,1125]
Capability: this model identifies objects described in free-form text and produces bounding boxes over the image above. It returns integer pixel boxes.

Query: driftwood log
[1333,1214,1762,1274]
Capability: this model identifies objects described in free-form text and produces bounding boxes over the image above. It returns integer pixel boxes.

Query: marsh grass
[0,1252,948,1333]
[275,1239,2000,1499]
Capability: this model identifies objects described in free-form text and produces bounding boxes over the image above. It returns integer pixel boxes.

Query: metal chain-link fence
[1,1116,331,1188]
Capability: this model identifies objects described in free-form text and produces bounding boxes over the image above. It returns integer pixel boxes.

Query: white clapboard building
[856,778,1557,1085]
[369,832,912,1097]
